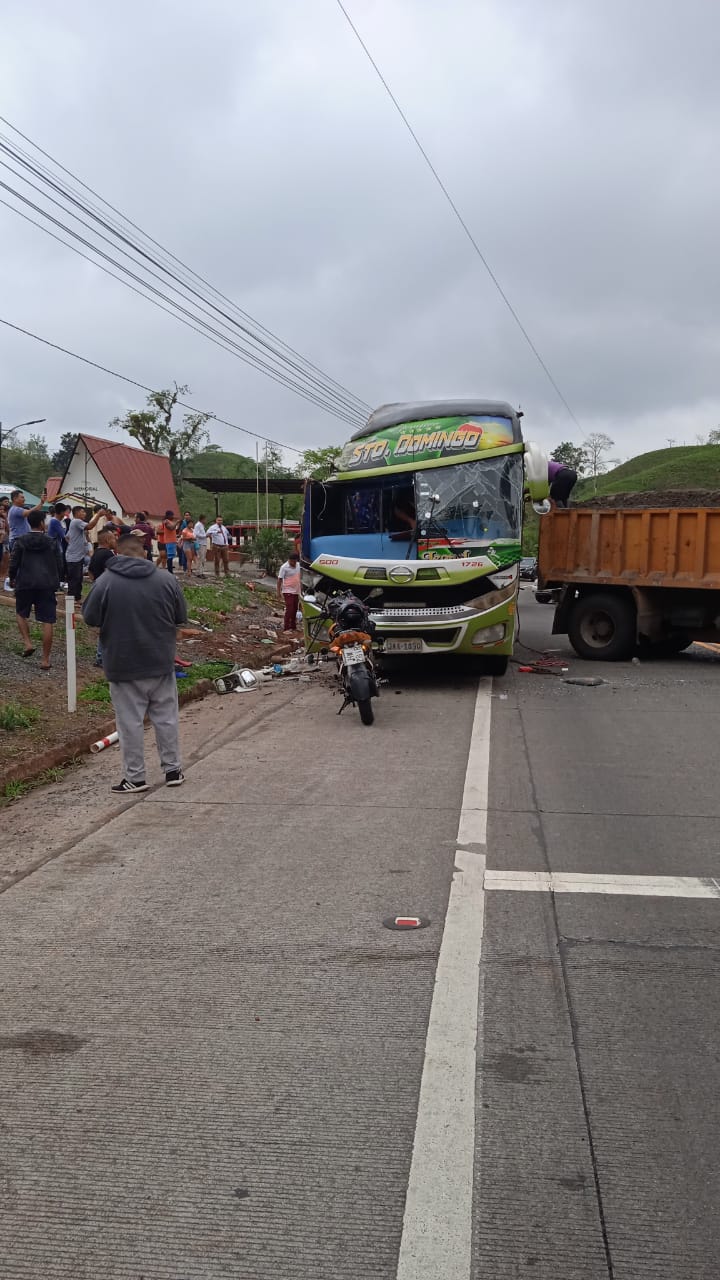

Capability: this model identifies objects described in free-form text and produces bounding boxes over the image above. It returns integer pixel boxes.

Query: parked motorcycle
[322,592,379,725]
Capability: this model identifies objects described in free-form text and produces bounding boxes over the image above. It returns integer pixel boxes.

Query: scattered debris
[517,656,569,676]
[214,668,261,694]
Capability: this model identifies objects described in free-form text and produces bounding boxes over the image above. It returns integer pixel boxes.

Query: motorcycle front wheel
[347,666,375,725]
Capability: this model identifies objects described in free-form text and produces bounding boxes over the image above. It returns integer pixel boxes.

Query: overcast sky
[1,0,719,467]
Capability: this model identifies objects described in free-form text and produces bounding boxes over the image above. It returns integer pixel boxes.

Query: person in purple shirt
[548,459,577,508]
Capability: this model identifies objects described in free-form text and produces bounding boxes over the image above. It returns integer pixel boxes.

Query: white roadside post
[65,593,77,713]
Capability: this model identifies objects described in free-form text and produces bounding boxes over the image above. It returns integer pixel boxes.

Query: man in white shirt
[277,551,302,632]
[206,515,231,578]
[193,514,207,576]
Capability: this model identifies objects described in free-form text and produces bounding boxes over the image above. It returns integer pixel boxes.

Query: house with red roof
[56,434,178,519]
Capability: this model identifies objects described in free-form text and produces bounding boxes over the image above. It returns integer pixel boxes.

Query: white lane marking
[484,870,720,898]
[456,677,492,846]
[397,681,491,1280]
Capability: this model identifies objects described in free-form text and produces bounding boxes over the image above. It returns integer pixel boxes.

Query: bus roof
[350,399,522,442]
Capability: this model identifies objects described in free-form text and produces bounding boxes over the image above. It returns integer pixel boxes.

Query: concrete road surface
[1,591,720,1278]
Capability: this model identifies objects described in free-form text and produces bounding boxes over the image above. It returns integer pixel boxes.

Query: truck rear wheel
[567,592,636,661]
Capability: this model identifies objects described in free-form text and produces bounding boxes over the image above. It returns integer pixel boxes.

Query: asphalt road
[1,588,719,1278]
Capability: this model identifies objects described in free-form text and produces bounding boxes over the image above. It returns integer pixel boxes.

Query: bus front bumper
[303,595,516,657]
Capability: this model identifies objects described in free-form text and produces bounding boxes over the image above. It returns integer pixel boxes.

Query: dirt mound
[578,489,720,509]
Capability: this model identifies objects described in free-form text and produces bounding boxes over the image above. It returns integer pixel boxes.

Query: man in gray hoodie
[82,533,188,793]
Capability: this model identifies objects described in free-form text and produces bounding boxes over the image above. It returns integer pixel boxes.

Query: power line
[0,150,366,424]
[0,172,365,428]
[0,115,371,422]
[0,116,371,416]
[0,195,364,429]
[0,314,307,455]
[335,0,582,433]
[0,123,370,418]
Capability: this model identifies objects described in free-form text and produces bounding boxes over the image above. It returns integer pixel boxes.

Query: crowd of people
[0,495,225,792]
[1,496,235,595]
[1,489,299,793]
[0,492,245,669]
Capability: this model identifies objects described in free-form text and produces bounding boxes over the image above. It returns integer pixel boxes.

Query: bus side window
[345,487,380,533]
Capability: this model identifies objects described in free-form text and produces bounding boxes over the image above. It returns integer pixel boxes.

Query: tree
[2,433,52,494]
[51,432,77,476]
[294,445,342,479]
[109,384,212,489]
[552,441,589,474]
[584,432,616,494]
[708,428,720,445]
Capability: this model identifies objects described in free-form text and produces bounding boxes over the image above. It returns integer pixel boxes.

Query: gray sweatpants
[109,674,181,784]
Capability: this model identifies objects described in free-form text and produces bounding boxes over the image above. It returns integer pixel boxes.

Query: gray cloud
[2,0,720,469]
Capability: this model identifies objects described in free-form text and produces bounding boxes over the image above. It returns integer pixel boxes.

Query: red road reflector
[383,915,430,931]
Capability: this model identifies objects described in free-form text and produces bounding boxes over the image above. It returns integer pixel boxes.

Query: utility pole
[255,442,260,536]
[0,417,46,485]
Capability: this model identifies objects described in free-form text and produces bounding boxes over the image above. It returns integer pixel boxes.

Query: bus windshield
[305,453,523,562]
[415,455,522,543]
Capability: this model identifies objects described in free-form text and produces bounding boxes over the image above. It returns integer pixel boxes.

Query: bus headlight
[471,624,506,647]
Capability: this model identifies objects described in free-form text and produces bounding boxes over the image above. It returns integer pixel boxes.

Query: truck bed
[539,507,720,590]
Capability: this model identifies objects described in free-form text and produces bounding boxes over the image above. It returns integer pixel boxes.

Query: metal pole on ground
[65,593,77,713]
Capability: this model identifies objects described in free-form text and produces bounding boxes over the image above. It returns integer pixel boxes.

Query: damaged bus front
[301,400,549,672]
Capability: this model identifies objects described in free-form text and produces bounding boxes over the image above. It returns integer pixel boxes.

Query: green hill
[576,444,720,499]
[178,448,303,523]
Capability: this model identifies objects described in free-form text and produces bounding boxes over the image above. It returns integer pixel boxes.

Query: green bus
[301,400,549,671]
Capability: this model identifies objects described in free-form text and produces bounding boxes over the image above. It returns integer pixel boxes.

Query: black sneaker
[111,778,149,794]
[165,770,185,787]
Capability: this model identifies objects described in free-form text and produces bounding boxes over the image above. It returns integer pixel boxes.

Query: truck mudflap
[551,585,576,635]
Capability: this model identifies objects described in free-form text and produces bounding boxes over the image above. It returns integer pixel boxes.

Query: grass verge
[183,580,250,616]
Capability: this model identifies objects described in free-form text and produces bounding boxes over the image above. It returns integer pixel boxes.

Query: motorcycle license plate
[341,644,366,666]
[383,638,423,653]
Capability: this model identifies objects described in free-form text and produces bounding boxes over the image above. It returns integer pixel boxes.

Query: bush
[252,527,293,576]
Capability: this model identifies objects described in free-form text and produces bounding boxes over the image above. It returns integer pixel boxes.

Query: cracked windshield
[416,455,523,548]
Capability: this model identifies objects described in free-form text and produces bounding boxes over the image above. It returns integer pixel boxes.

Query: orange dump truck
[537,503,720,659]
